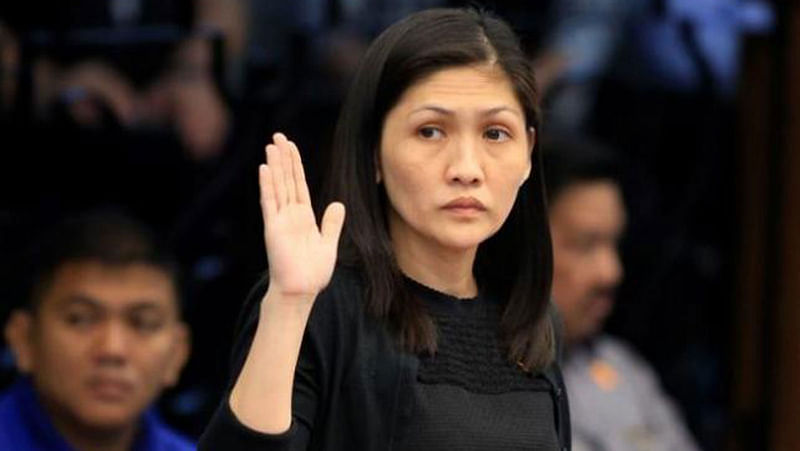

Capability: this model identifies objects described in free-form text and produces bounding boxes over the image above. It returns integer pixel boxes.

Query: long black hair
[321,8,554,371]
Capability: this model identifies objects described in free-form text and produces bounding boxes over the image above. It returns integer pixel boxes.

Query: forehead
[549,181,626,232]
[40,260,178,311]
[396,64,521,110]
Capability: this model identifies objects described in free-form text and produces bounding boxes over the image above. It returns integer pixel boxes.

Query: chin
[583,322,606,341]
[434,225,497,250]
[435,234,487,251]
[77,403,141,430]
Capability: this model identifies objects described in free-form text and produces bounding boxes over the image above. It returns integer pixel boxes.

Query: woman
[200,8,570,450]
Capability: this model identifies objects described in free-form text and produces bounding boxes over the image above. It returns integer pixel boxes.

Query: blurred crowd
[0,0,777,450]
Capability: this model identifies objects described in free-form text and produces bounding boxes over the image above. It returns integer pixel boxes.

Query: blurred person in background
[245,0,445,103]
[532,0,774,132]
[0,0,245,248]
[0,0,237,161]
[533,3,774,447]
[1,211,192,450]
[543,135,700,451]
[0,0,256,437]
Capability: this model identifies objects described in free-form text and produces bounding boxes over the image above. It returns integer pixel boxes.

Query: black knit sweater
[396,277,561,450]
[199,266,569,450]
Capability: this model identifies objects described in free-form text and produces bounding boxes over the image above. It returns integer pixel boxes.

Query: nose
[95,320,130,366]
[597,245,623,287]
[445,136,484,186]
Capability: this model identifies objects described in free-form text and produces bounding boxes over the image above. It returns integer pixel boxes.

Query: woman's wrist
[260,287,316,318]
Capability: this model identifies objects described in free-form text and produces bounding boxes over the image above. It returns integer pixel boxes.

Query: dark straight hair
[321,8,554,371]
[540,134,622,203]
[20,210,182,314]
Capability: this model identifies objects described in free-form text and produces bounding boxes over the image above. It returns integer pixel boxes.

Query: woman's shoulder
[310,262,368,320]
[325,263,367,300]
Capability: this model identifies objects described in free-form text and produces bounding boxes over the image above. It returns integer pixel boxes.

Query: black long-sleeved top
[199,265,570,450]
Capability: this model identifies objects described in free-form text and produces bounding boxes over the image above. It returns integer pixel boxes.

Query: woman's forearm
[228,287,316,434]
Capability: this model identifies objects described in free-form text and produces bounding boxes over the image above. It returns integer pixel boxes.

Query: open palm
[259,133,345,298]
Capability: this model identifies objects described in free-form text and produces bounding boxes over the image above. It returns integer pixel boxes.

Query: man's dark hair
[21,210,181,313]
[319,8,554,371]
[541,134,622,204]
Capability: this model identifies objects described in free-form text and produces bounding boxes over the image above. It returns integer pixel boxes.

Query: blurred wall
[733,3,800,450]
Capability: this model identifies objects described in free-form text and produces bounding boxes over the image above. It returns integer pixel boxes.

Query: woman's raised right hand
[259,133,345,301]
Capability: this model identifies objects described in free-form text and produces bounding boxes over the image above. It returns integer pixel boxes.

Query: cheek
[382,156,432,212]
[551,266,575,303]
[559,257,588,286]
[132,334,184,384]
[28,334,91,404]
[490,155,530,199]
[134,336,175,369]
[35,328,89,370]
[552,253,588,302]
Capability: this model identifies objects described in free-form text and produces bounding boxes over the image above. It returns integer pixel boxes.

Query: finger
[259,164,277,223]
[320,202,346,248]
[266,143,288,208]
[274,133,297,203]
[288,139,311,204]
[76,64,137,124]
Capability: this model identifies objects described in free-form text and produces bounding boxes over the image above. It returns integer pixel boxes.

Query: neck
[391,229,478,299]
[41,398,139,451]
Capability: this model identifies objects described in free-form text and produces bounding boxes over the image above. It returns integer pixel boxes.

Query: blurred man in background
[544,136,700,451]
[1,211,192,450]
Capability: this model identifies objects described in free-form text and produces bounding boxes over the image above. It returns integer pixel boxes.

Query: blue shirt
[0,378,195,451]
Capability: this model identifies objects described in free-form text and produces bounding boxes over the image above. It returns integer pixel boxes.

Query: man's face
[7,260,189,431]
[549,181,626,345]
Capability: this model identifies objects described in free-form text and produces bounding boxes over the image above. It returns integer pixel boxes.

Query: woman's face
[379,64,533,254]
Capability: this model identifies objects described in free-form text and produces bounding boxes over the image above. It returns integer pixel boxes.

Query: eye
[418,126,444,140]
[571,236,600,255]
[64,310,99,328]
[129,313,165,334]
[484,127,511,142]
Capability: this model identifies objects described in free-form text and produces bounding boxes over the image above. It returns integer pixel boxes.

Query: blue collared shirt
[0,378,195,450]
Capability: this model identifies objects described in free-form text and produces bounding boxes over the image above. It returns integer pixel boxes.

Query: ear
[5,310,35,374]
[522,126,536,183]
[375,152,383,184]
[522,160,532,184]
[161,322,191,387]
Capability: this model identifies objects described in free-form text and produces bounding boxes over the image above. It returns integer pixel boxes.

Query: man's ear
[5,310,35,374]
[162,322,191,387]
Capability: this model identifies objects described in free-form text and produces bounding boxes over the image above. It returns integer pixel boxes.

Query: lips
[86,376,135,401]
[442,196,486,211]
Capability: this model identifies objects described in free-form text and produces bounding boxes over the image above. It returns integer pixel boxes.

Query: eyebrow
[60,295,102,309]
[127,303,168,315]
[408,105,522,118]
[60,294,171,314]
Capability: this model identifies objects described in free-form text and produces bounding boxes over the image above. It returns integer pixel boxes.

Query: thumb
[320,202,346,247]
